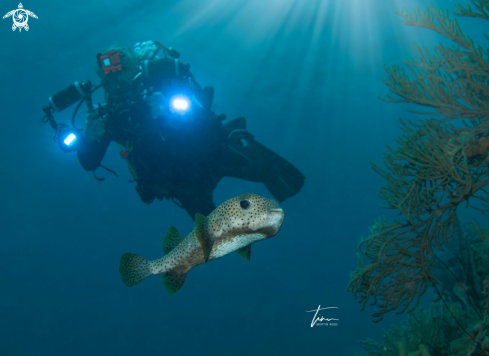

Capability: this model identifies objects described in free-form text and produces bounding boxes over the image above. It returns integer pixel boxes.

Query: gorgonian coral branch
[349,2,489,322]
[380,4,489,121]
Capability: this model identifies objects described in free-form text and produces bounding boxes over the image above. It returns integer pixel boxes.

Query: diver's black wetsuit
[77,57,305,219]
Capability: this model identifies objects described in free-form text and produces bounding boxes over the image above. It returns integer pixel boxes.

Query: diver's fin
[119,253,152,287]
[237,245,251,261]
[163,226,183,255]
[224,117,247,134]
[162,270,187,294]
[264,159,305,202]
[195,213,213,262]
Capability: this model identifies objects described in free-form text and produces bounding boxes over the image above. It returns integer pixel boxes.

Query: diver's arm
[77,137,110,171]
[76,112,110,171]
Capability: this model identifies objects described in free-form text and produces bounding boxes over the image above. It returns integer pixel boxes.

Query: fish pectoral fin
[237,245,251,261]
[195,213,214,262]
[162,270,187,294]
[163,226,183,255]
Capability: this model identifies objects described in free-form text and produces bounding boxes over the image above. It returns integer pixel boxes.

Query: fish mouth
[262,208,284,236]
[268,208,285,225]
[269,208,284,213]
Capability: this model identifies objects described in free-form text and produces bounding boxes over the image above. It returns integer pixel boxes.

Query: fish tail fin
[119,252,152,287]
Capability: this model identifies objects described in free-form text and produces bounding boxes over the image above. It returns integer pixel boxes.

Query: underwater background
[1,0,488,355]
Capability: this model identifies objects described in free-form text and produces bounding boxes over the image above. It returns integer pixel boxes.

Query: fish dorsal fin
[195,213,213,262]
[237,245,251,261]
[162,270,187,294]
[163,226,183,255]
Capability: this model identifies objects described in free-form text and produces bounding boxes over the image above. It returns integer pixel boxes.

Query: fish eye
[239,199,251,210]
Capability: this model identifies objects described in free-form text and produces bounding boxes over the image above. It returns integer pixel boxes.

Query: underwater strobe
[41,81,101,152]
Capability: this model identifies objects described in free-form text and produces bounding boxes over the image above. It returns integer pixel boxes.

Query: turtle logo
[3,3,37,32]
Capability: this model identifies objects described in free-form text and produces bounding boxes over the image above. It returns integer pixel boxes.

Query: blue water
[1,0,486,355]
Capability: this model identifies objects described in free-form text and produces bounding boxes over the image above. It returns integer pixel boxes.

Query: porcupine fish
[119,194,285,294]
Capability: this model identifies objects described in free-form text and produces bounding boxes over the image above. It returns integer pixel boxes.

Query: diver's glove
[84,111,106,142]
[144,92,166,120]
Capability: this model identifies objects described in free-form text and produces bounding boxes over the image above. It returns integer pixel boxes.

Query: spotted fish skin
[119,194,284,293]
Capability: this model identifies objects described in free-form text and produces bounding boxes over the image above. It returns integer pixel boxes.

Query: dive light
[42,80,100,153]
[54,124,80,152]
[48,81,91,112]
[169,94,191,115]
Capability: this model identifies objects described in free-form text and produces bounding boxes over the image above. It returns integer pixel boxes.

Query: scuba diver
[42,41,305,219]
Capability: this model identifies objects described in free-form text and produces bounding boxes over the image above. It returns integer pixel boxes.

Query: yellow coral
[417,344,431,356]
[396,341,408,356]
[395,342,431,356]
